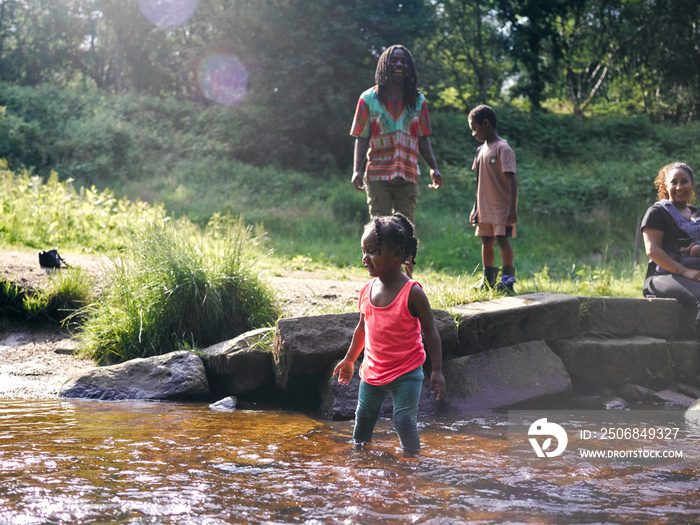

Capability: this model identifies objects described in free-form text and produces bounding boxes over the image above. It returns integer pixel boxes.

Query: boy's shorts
[475,223,516,238]
[365,176,419,225]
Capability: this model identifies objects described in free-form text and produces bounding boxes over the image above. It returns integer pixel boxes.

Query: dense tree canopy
[0,0,699,169]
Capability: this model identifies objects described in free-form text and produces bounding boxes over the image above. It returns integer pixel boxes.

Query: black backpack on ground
[39,250,69,268]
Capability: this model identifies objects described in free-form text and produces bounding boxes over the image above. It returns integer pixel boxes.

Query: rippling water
[0,400,697,524]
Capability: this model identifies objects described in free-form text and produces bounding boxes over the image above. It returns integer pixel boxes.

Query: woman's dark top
[641,202,700,276]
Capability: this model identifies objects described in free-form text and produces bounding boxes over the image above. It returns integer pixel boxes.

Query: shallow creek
[0,399,698,524]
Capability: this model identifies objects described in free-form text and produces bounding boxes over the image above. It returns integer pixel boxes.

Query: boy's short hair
[468,104,497,129]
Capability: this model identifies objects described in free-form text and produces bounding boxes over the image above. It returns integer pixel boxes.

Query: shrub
[76,218,280,364]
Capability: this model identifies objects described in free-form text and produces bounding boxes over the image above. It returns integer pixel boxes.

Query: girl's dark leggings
[644,274,700,338]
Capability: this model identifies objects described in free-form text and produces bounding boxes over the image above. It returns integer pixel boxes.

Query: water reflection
[0,400,697,523]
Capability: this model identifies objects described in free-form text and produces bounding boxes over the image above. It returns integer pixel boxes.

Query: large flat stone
[442,340,572,412]
[549,336,674,388]
[60,351,210,401]
[449,293,580,355]
[273,312,360,392]
[202,327,275,396]
[579,296,679,337]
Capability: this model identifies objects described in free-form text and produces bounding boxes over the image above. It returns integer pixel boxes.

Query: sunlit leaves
[0,161,168,250]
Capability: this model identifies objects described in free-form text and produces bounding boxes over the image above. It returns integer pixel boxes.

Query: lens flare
[197,54,249,106]
[138,0,199,28]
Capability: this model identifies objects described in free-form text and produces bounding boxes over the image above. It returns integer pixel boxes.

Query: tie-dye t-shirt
[350,86,432,184]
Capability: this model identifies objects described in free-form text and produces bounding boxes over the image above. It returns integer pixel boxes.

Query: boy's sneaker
[497,275,516,293]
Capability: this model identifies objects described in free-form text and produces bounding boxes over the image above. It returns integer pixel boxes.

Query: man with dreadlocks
[350,45,442,276]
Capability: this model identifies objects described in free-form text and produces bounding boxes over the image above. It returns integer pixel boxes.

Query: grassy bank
[0,147,652,363]
[0,158,647,306]
[4,84,700,299]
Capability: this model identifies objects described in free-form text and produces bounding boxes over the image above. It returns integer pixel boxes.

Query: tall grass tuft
[76,217,280,364]
[43,268,96,324]
[0,268,94,323]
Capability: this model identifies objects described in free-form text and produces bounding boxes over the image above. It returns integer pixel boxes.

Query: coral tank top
[359,278,426,385]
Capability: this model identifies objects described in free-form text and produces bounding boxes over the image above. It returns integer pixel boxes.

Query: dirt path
[0,248,365,399]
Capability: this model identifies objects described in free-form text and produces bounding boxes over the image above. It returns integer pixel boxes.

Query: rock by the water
[617,383,656,404]
[203,327,275,396]
[684,399,700,426]
[569,395,627,410]
[550,336,674,388]
[60,351,210,401]
[274,312,360,392]
[648,389,696,409]
[319,360,363,421]
[442,340,572,413]
[675,383,700,399]
[579,296,679,338]
[432,310,459,359]
[666,340,700,383]
[210,396,238,412]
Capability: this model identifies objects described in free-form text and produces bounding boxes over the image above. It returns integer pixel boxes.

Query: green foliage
[415,0,510,111]
[76,218,280,365]
[429,112,472,167]
[2,0,700,173]
[0,0,435,171]
[0,160,168,251]
[3,89,699,308]
[0,83,225,181]
[491,108,658,160]
[20,292,50,320]
[0,268,94,324]
[429,109,689,170]
[43,268,96,324]
[0,279,25,317]
[0,112,49,171]
[419,270,511,311]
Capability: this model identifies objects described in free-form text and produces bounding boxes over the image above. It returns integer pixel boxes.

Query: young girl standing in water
[333,213,446,457]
